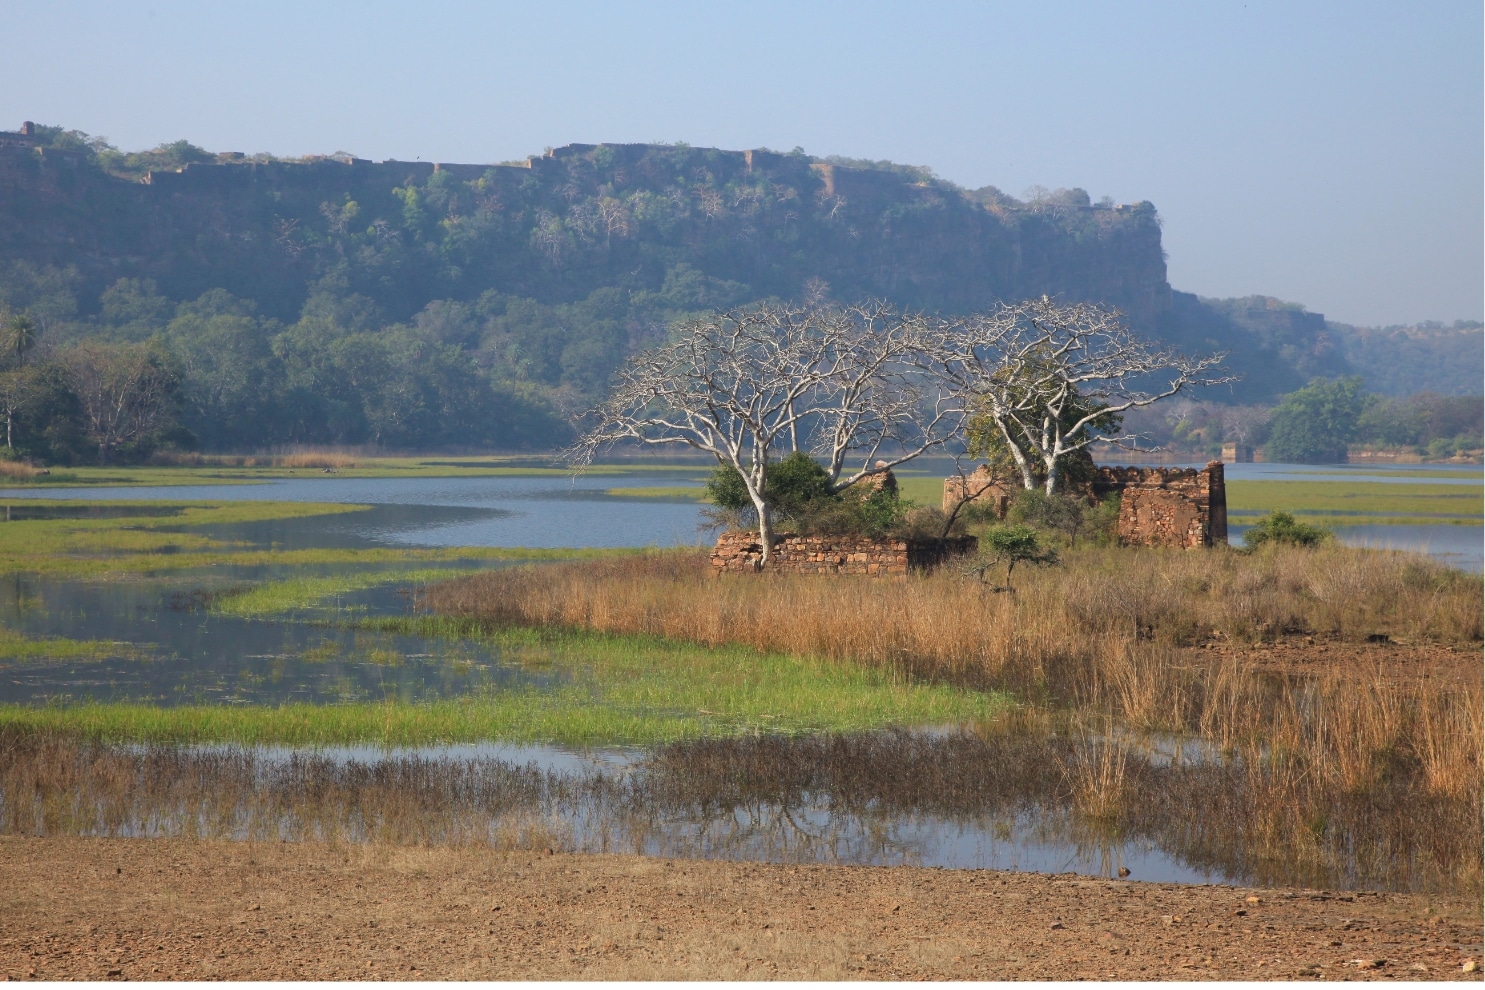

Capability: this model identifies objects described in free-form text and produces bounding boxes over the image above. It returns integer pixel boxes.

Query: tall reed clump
[275,451,359,469]
[423,545,1481,692]
[423,544,1483,888]
[0,460,44,480]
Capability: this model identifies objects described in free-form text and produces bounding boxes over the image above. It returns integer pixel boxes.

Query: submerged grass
[2,724,1475,893]
[0,627,141,663]
[209,568,479,617]
[0,624,1007,746]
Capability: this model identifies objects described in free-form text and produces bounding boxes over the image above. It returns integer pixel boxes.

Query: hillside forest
[0,124,1479,464]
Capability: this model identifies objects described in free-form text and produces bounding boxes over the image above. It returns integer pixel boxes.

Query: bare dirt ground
[0,836,1479,981]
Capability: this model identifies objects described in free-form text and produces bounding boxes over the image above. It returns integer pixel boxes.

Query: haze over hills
[0,122,1478,453]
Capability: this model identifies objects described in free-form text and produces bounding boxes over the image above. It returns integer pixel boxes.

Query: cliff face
[0,138,1173,328]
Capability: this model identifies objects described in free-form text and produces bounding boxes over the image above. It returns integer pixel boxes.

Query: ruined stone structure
[941,460,1228,549]
[1094,462,1227,549]
[850,462,899,498]
[1221,442,1253,463]
[710,532,976,576]
[942,464,1015,518]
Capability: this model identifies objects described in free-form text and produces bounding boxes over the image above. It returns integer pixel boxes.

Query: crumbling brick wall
[942,464,1015,518]
[710,532,977,576]
[1097,461,1227,549]
[941,460,1229,549]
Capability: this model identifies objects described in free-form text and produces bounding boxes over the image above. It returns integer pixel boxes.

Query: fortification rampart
[710,532,976,577]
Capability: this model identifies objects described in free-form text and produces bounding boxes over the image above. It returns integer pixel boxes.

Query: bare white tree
[1219,404,1271,445]
[926,297,1231,494]
[61,341,181,464]
[568,302,962,566]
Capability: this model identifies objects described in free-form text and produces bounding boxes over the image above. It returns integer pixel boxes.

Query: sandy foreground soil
[0,837,1480,981]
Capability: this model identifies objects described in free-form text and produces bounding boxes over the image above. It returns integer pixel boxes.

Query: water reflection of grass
[209,568,477,617]
[0,627,1008,745]
[3,726,1475,893]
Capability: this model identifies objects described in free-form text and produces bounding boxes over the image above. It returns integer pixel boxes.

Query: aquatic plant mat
[1,726,1477,896]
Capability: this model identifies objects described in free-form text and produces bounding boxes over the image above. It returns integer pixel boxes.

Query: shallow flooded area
[2,728,1473,894]
[0,564,552,706]
[1,463,1478,898]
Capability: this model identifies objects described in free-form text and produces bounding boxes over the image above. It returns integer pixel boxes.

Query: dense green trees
[1260,377,1368,464]
[1,131,1477,461]
[1264,377,1481,463]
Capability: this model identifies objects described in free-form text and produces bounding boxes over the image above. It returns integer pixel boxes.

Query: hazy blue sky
[1,0,1479,326]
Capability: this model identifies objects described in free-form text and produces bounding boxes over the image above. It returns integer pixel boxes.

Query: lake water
[0,473,711,550]
[4,464,1477,567]
[0,571,556,706]
[0,464,1476,889]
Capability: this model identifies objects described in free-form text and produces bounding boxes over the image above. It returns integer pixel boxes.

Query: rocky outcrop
[0,127,1173,328]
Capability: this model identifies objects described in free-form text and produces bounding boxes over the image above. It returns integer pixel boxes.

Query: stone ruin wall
[942,464,1015,518]
[942,461,1228,549]
[1098,462,1227,549]
[710,532,977,577]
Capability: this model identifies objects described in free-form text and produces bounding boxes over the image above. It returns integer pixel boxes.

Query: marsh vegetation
[0,473,1479,895]
[422,543,1483,892]
[2,724,1475,893]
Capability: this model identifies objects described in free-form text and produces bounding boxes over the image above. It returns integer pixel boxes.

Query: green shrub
[964,524,1061,589]
[1007,489,1086,547]
[1243,510,1331,548]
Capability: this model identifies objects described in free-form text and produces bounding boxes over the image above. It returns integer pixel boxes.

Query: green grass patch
[0,500,366,575]
[1,457,715,488]
[0,627,143,663]
[0,624,1008,746]
[895,475,948,506]
[210,568,478,617]
[1296,468,1484,480]
[604,485,709,500]
[0,498,654,578]
[1226,480,1482,524]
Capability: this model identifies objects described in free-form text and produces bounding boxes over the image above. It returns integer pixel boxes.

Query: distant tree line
[2,129,1477,462]
[1123,378,1482,464]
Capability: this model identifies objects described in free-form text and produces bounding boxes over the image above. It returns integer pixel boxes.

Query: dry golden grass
[144,449,360,468]
[0,460,44,480]
[275,451,358,469]
[424,544,1481,691]
[424,544,1483,887]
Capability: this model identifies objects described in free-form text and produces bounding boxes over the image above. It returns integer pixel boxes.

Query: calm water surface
[1,466,1475,886]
